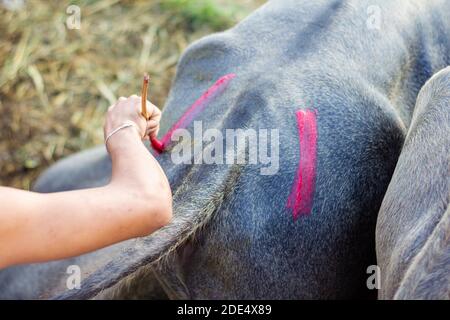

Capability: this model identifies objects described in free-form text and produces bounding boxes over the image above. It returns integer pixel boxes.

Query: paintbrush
[141,73,236,154]
[141,74,164,153]
[141,74,150,119]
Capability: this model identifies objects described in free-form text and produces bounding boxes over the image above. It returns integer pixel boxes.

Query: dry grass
[0,0,263,189]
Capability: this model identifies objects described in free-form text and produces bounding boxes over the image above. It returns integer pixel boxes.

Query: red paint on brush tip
[150,73,236,153]
[150,136,164,153]
[286,109,318,220]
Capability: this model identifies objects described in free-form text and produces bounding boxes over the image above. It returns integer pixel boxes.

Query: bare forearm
[0,133,171,268]
[0,186,132,266]
[0,184,168,268]
[0,95,171,269]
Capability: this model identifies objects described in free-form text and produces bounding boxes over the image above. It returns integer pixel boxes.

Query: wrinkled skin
[376,67,450,299]
[0,0,449,299]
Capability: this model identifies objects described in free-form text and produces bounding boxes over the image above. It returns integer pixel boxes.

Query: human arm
[0,96,171,269]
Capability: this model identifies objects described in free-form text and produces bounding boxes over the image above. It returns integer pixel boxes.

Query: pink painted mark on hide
[150,73,236,153]
[286,109,318,220]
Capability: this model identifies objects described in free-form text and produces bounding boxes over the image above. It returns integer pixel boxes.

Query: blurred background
[0,0,264,189]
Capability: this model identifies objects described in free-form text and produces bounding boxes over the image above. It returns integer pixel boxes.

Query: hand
[104,95,162,149]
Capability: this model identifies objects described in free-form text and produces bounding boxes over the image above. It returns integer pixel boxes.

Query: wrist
[106,126,141,156]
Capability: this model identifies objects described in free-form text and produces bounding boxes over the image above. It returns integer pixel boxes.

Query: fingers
[145,119,159,138]
[146,101,161,121]
[106,95,161,140]
[147,119,159,129]
[145,103,161,138]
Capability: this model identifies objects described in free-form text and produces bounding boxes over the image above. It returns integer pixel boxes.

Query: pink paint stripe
[151,73,236,153]
[286,109,318,220]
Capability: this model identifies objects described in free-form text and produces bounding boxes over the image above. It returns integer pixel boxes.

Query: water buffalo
[376,67,450,299]
[0,0,449,299]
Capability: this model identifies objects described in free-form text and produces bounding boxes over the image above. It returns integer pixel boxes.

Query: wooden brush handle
[141,74,164,153]
[141,74,150,120]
